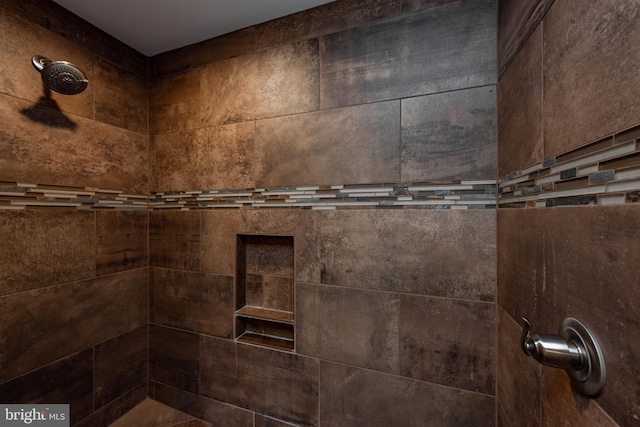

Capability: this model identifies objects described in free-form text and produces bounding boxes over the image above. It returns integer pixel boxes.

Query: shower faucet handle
[520,316,583,370]
[519,316,606,398]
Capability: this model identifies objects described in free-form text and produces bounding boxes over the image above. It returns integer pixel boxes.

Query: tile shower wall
[0,1,150,426]
[149,0,498,425]
[497,0,640,426]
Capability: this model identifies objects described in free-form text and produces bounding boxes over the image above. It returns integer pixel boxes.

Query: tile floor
[109,398,211,427]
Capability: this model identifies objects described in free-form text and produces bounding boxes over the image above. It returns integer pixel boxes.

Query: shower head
[32,55,89,95]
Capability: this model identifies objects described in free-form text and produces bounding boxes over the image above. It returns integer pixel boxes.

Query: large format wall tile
[497,0,553,77]
[320,0,496,108]
[0,94,148,193]
[150,67,202,135]
[319,209,496,300]
[0,8,94,119]
[399,294,495,394]
[151,27,257,78]
[96,210,148,276]
[0,210,95,295]
[498,205,640,427]
[74,385,147,427]
[152,267,234,337]
[200,337,319,426]
[201,209,321,284]
[255,0,402,51]
[497,308,541,427]
[94,326,148,409]
[150,211,201,271]
[497,25,542,176]
[255,101,400,187]
[0,0,146,78]
[153,122,256,191]
[319,361,495,426]
[201,40,319,127]
[543,0,640,156]
[149,325,200,394]
[94,57,148,135]
[297,283,400,374]
[150,382,254,427]
[541,367,618,427]
[401,85,497,181]
[0,268,148,383]
[0,349,94,425]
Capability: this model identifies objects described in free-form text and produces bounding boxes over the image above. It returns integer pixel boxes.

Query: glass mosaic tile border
[0,182,148,211]
[149,181,497,210]
[3,123,639,212]
[0,181,497,211]
[498,123,640,208]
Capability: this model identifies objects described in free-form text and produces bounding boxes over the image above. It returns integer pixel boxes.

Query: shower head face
[32,55,89,95]
[41,62,89,95]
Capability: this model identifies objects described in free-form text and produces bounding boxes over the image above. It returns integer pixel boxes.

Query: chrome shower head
[32,55,89,95]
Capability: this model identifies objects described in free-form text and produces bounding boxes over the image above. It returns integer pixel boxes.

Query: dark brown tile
[201,40,319,127]
[153,122,256,191]
[74,384,147,427]
[201,210,321,284]
[255,101,400,187]
[152,268,234,337]
[496,208,543,321]
[246,274,293,312]
[150,382,254,427]
[497,0,553,77]
[401,85,497,181]
[94,57,148,135]
[498,205,640,426]
[319,361,495,427]
[256,414,302,427]
[496,308,541,427]
[255,0,402,50]
[94,326,148,409]
[0,0,146,78]
[149,211,201,271]
[151,27,257,78]
[319,209,496,300]
[96,210,148,276]
[0,210,95,295]
[200,337,319,426]
[399,295,495,394]
[497,25,543,176]
[0,95,148,193]
[0,268,148,383]
[150,67,202,135]
[541,368,618,427]
[0,8,94,118]
[0,349,93,425]
[297,283,399,374]
[149,325,200,394]
[320,0,496,108]
[402,0,461,13]
[543,0,640,156]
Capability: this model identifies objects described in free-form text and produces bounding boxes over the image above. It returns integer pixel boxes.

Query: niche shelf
[235,234,295,351]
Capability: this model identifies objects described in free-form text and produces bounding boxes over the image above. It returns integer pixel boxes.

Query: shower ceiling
[51,0,337,56]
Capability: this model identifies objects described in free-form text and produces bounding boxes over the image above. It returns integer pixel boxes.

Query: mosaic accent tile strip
[499,124,640,208]
[149,181,498,210]
[0,181,498,211]
[0,182,149,211]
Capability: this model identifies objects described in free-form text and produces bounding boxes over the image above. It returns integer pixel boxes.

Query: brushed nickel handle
[520,316,606,398]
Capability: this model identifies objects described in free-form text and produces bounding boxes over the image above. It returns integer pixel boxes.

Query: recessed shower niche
[235,234,295,351]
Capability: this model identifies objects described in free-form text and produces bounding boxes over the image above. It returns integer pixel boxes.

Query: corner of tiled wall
[497,1,640,426]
